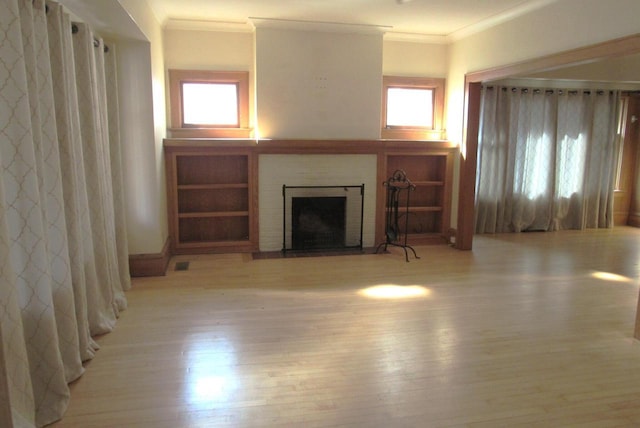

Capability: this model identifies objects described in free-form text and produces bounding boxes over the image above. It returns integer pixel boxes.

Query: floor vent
[175,261,190,271]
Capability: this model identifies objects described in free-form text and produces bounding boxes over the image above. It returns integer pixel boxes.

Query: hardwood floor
[52,228,640,427]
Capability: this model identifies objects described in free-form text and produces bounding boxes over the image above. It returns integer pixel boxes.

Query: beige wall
[161,29,448,139]
[163,29,253,70]
[117,0,168,255]
[382,39,448,77]
[255,27,383,139]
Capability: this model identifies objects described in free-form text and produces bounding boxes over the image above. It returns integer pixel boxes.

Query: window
[381,76,445,140]
[168,70,250,138]
[386,87,434,128]
[181,83,239,127]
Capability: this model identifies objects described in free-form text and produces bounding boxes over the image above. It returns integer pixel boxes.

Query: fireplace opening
[282,184,364,254]
[292,197,346,250]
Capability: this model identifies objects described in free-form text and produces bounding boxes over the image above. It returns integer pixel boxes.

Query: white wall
[255,27,383,139]
[259,155,378,251]
[382,39,448,77]
[116,42,164,254]
[117,0,168,255]
[163,29,253,69]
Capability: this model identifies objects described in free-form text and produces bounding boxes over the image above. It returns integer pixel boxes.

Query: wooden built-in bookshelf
[165,139,456,254]
[382,151,454,245]
[165,145,257,254]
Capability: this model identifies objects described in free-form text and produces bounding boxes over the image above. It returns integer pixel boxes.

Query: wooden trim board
[128,238,171,277]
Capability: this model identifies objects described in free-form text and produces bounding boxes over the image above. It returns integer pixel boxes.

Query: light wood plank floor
[52,228,640,427]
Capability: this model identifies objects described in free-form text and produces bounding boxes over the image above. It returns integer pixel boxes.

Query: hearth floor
[252,247,374,259]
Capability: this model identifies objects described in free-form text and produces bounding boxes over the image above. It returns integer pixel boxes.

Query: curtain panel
[475,86,620,234]
[0,0,130,426]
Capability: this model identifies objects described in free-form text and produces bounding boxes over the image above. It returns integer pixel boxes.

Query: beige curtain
[475,86,620,233]
[0,0,130,426]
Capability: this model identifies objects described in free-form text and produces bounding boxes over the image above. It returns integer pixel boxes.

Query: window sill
[168,128,252,139]
[381,128,446,141]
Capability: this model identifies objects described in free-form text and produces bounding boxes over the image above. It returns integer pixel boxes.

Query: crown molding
[164,18,253,32]
[162,0,560,43]
[384,32,448,44]
[447,0,559,43]
[249,17,391,35]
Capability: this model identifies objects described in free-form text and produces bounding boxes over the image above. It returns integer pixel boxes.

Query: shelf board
[405,233,448,245]
[408,206,443,212]
[178,183,248,190]
[178,211,249,218]
[386,206,442,212]
[177,240,251,247]
[412,181,444,186]
[174,240,255,254]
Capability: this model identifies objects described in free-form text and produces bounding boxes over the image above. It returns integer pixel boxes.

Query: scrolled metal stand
[375,170,420,262]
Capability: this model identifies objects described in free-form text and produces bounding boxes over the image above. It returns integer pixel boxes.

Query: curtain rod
[40,2,108,52]
[483,86,613,96]
[70,23,110,53]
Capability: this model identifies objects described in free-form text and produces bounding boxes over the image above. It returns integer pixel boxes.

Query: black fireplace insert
[282,185,364,253]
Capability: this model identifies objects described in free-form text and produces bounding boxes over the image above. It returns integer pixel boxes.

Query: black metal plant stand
[375,170,420,262]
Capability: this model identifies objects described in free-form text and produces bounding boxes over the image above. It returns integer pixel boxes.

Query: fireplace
[282,185,364,253]
[292,196,346,250]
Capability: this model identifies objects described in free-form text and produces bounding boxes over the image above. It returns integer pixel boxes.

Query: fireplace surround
[282,184,364,253]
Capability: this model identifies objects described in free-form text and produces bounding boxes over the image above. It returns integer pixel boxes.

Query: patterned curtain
[475,86,620,234]
[0,1,130,426]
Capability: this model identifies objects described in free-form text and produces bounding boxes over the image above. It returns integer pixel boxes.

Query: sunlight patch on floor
[358,284,430,299]
[590,271,634,283]
[184,338,239,407]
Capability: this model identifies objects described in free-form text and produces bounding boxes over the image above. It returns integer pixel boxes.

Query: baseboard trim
[129,238,171,277]
[628,214,640,228]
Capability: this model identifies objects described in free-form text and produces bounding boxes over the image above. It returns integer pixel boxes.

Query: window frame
[381,76,445,140]
[168,69,250,138]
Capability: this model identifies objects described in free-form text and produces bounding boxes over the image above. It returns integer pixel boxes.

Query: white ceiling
[146,0,557,41]
[59,0,639,86]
